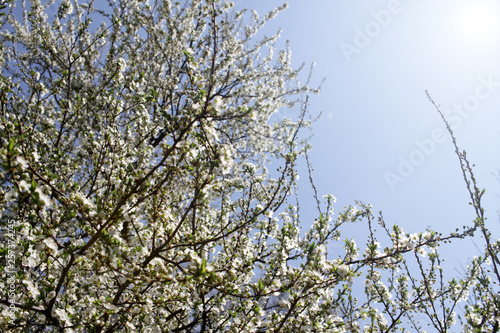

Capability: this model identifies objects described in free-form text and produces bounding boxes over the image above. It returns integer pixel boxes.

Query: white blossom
[337,264,350,278]
[35,187,53,208]
[43,238,59,252]
[16,156,29,170]
[18,180,30,193]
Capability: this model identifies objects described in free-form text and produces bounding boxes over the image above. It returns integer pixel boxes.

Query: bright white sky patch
[452,1,500,49]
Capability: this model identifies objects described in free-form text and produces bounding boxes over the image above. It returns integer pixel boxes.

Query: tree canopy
[0,0,498,332]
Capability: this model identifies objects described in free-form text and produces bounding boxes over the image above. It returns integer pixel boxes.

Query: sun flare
[453,1,500,48]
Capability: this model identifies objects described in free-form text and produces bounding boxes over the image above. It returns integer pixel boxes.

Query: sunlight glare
[453,1,500,48]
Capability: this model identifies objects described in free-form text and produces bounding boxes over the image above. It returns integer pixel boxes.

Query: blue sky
[235,0,500,263]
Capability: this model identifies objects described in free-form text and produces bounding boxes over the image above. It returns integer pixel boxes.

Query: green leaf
[200,259,207,275]
[258,279,264,291]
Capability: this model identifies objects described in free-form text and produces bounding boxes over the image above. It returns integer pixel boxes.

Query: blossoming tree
[0,0,497,332]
